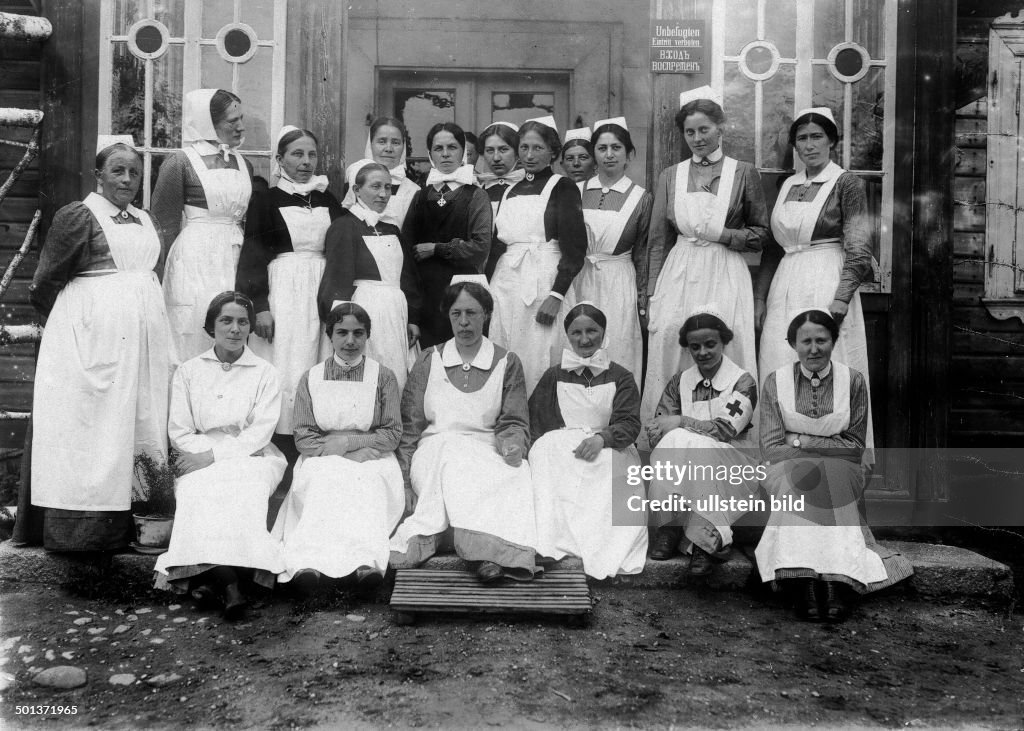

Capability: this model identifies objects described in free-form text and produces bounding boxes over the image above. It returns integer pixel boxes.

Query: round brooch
[119,210,130,220]
[525,172,535,182]
[461,363,471,372]
[810,375,821,388]
[701,378,711,388]
[221,362,232,372]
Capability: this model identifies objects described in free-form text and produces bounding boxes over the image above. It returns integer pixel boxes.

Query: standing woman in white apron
[755,310,911,622]
[754,107,875,460]
[644,307,760,575]
[490,117,588,393]
[528,303,648,580]
[318,160,422,390]
[641,86,769,431]
[390,281,538,584]
[575,118,652,380]
[343,117,420,229]
[477,123,525,251]
[153,88,252,361]
[401,122,492,348]
[155,292,286,621]
[236,126,344,437]
[273,303,404,593]
[27,138,174,552]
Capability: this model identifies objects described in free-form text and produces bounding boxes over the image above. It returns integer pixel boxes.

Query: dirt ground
[1,572,1022,730]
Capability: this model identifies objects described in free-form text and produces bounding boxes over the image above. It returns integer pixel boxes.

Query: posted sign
[650,19,705,74]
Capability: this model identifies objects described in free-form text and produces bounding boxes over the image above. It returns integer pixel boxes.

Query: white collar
[586,175,632,194]
[426,164,476,189]
[800,361,832,380]
[333,353,365,369]
[191,139,241,162]
[199,345,260,367]
[792,160,844,186]
[440,337,495,370]
[348,199,382,229]
[277,173,329,195]
[691,148,724,165]
[84,191,141,220]
[680,354,744,393]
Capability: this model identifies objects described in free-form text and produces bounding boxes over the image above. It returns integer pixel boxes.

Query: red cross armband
[716,392,753,434]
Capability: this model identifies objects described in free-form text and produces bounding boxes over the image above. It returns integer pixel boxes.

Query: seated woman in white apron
[272,303,404,594]
[641,86,768,435]
[645,306,760,576]
[528,303,647,580]
[155,292,286,621]
[237,126,344,437]
[754,107,875,462]
[318,160,422,391]
[477,122,525,258]
[153,88,253,361]
[343,117,420,229]
[489,116,588,394]
[755,309,912,623]
[575,118,652,380]
[400,122,492,349]
[390,281,538,584]
[25,137,174,552]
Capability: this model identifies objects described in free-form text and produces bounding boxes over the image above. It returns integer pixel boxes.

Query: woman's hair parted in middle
[786,308,840,345]
[354,161,390,187]
[442,281,494,317]
[325,302,372,338]
[277,128,319,156]
[209,89,242,127]
[517,120,561,159]
[203,291,255,337]
[426,122,467,152]
[678,313,734,346]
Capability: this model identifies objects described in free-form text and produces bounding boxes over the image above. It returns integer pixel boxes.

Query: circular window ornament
[737,40,781,81]
[827,42,871,83]
[215,23,258,64]
[127,19,169,61]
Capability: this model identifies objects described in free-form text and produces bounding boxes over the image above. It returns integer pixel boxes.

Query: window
[710,0,898,292]
[98,0,287,206]
[983,13,1024,323]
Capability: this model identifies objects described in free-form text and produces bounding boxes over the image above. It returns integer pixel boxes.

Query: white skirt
[32,272,173,511]
[154,450,286,577]
[351,281,410,391]
[163,219,243,362]
[489,248,574,394]
[530,429,647,579]
[248,254,331,433]
[647,428,760,548]
[642,241,757,426]
[574,259,642,379]
[272,453,405,581]
[758,245,873,458]
[390,433,538,557]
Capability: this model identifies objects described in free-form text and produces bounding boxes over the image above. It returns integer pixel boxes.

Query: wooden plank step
[390,569,592,618]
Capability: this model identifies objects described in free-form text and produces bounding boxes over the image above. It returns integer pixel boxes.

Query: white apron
[755,362,888,587]
[575,180,645,379]
[647,356,760,548]
[32,194,174,511]
[490,175,575,393]
[249,204,333,433]
[760,163,873,459]
[155,372,286,580]
[641,157,757,427]
[163,146,252,361]
[349,232,411,390]
[530,376,648,579]
[272,358,405,581]
[389,345,538,569]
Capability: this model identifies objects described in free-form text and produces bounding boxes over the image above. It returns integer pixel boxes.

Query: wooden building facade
[0,0,1021,517]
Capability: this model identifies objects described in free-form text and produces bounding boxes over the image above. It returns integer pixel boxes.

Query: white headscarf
[182,88,242,161]
[344,158,386,228]
[363,128,408,182]
[273,125,329,194]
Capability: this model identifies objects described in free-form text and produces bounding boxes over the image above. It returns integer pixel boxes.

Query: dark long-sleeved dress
[401,183,492,347]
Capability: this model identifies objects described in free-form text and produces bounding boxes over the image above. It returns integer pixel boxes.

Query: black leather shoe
[222,583,248,621]
[476,561,504,583]
[190,583,219,610]
[688,546,714,577]
[823,581,849,623]
[794,578,821,622]
[649,527,681,561]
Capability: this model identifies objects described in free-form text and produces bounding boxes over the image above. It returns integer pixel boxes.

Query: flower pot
[132,514,174,552]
